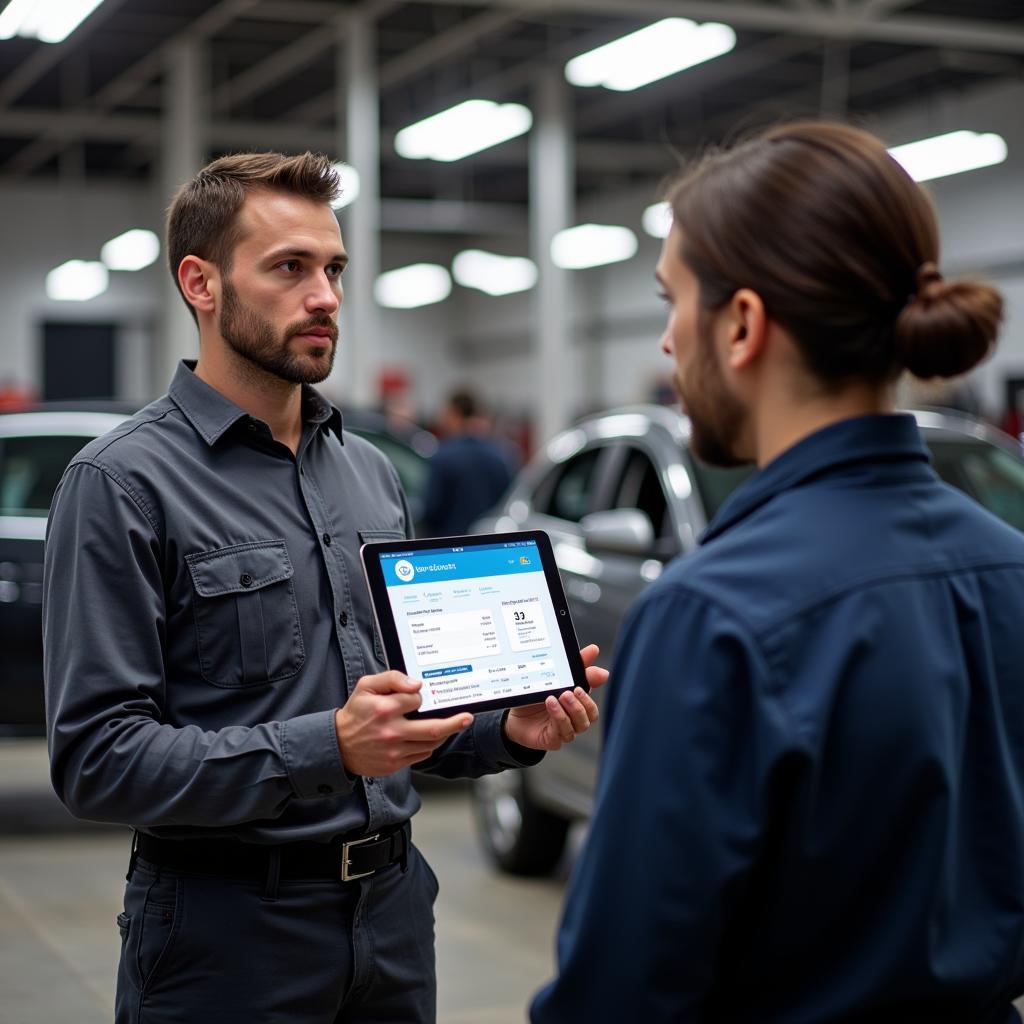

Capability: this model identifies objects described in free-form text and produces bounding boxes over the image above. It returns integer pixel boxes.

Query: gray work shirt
[43,361,539,843]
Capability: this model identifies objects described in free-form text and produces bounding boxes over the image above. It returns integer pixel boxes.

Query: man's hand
[334,670,473,777]
[503,644,609,751]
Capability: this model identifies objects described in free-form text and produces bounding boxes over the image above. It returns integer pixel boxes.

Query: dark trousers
[114,844,439,1023]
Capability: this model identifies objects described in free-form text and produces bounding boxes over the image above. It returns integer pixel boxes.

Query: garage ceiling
[0,0,1022,217]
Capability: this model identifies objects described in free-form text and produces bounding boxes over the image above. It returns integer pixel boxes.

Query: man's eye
[279,260,300,272]
[327,264,345,278]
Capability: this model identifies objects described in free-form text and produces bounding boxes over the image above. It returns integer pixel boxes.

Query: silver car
[471,405,1024,875]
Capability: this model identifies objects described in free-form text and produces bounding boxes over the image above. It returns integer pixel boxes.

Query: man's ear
[177,256,218,316]
[725,287,767,370]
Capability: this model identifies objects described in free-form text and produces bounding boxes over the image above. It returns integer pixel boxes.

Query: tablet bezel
[360,529,589,719]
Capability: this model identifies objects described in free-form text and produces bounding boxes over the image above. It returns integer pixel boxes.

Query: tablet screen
[367,534,584,715]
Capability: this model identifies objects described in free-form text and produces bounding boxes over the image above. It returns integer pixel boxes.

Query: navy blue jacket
[532,414,1024,1023]
[421,433,513,537]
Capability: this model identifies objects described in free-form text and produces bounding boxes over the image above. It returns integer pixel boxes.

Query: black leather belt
[135,822,410,882]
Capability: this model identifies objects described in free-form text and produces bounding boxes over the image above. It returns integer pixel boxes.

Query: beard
[219,277,338,385]
[675,311,747,468]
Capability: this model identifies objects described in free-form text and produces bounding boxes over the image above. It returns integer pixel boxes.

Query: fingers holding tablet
[334,669,474,776]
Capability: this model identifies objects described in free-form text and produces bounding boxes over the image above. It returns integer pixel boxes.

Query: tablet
[360,530,589,718]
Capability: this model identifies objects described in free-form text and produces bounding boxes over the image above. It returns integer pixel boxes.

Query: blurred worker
[421,388,515,536]
[42,151,605,1024]
[531,121,1024,1022]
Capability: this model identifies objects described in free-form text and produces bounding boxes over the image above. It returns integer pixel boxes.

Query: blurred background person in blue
[421,388,515,537]
[531,120,1024,1023]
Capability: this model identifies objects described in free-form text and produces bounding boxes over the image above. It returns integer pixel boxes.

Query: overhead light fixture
[551,224,638,270]
[395,100,533,162]
[452,250,538,296]
[100,229,160,271]
[330,162,360,210]
[0,0,107,43]
[642,201,673,239]
[887,130,1008,183]
[46,260,108,302]
[565,18,736,92]
[374,264,452,309]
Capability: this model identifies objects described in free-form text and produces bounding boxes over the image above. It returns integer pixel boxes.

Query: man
[531,121,1024,1021]
[421,388,515,537]
[42,151,605,1024]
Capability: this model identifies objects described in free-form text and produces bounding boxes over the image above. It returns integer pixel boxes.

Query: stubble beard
[675,313,747,468]
[219,278,338,386]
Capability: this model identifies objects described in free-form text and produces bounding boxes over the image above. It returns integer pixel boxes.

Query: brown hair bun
[894,271,1002,379]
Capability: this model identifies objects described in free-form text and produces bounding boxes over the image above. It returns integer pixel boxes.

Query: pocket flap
[186,540,294,598]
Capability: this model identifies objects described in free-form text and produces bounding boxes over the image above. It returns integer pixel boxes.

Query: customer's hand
[334,671,473,776]
[503,644,608,751]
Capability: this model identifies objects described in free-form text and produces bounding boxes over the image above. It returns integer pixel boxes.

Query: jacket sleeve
[43,461,353,828]
[530,584,792,1022]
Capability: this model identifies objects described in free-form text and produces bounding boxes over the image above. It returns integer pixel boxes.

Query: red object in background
[1002,407,1022,441]
[0,381,37,412]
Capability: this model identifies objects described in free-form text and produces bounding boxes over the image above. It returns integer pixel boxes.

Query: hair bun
[894,273,1002,379]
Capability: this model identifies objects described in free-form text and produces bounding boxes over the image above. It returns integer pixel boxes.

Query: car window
[535,447,603,523]
[610,447,669,537]
[928,438,1024,531]
[0,435,92,517]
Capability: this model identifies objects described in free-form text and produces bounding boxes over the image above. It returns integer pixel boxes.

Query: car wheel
[471,769,570,876]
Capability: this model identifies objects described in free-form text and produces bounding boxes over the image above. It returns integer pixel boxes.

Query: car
[470,405,1024,875]
[0,404,435,735]
[0,409,131,734]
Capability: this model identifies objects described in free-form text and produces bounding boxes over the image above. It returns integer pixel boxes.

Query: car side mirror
[580,509,655,558]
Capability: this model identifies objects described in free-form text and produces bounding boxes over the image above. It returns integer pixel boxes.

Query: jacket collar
[701,413,931,544]
[167,360,343,446]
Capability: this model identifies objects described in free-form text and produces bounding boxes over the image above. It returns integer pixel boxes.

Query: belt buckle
[341,832,380,881]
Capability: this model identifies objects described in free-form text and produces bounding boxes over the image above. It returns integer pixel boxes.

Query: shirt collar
[701,413,931,544]
[167,360,343,446]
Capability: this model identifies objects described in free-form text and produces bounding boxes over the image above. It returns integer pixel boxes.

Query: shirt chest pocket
[185,539,305,688]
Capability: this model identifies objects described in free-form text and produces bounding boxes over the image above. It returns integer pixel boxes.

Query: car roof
[0,410,131,437]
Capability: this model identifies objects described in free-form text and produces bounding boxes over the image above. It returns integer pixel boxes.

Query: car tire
[471,769,570,877]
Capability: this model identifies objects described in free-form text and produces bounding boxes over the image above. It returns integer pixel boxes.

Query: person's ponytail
[894,263,1002,379]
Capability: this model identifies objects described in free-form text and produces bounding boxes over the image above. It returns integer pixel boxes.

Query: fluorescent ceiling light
[887,130,1008,183]
[452,250,538,296]
[551,224,638,270]
[46,260,108,302]
[642,201,673,239]
[374,264,451,309]
[395,100,533,162]
[100,229,160,271]
[565,18,736,92]
[330,162,360,210]
[0,0,106,43]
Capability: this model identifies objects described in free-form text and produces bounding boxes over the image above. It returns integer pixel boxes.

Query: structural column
[157,38,205,393]
[530,67,574,449]
[333,11,380,408]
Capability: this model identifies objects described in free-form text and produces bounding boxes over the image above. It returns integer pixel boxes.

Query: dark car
[470,405,1024,875]
[0,405,434,735]
[0,410,130,734]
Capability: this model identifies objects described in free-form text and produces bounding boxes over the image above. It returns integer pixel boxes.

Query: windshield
[0,435,93,517]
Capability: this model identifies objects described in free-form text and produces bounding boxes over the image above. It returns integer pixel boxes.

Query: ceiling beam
[411,0,1024,56]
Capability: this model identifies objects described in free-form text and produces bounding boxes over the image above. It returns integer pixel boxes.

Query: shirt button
[322,533,332,546]
[339,611,348,627]
[248,422,258,432]
[317,784,333,795]
[239,573,253,588]
[366,777,375,786]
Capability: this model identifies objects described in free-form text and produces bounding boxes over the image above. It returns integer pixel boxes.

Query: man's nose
[307,274,341,313]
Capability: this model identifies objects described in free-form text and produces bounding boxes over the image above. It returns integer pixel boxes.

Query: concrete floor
[0,739,567,1024]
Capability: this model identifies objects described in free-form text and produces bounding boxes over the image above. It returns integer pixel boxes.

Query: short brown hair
[667,121,1002,383]
[165,151,342,319]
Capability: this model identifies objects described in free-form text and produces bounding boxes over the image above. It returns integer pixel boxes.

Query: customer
[42,151,605,1024]
[531,121,1024,1022]
[421,388,514,537]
